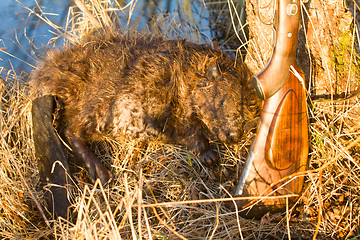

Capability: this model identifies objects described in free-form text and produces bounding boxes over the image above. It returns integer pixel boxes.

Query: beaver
[30,33,260,217]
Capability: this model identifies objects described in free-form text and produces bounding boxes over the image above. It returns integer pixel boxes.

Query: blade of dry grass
[1,0,360,239]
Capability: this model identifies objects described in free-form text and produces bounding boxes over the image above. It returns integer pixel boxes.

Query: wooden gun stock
[252,0,301,100]
[235,0,308,219]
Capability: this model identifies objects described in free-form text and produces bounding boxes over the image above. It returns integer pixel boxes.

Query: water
[0,0,71,73]
[0,0,211,74]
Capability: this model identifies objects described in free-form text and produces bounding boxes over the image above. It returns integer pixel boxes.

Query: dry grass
[0,0,360,239]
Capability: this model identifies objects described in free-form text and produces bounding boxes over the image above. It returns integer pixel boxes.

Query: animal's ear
[207,64,221,81]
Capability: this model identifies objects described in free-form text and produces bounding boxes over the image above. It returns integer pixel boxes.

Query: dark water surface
[0,0,71,73]
[0,0,210,74]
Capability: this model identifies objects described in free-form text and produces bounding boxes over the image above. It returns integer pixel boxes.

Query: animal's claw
[199,150,218,166]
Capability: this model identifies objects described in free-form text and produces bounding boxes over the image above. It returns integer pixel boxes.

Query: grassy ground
[0,0,360,239]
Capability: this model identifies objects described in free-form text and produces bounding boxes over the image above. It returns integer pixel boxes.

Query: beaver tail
[32,95,72,218]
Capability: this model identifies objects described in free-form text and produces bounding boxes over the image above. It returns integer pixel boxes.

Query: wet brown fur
[31,33,260,177]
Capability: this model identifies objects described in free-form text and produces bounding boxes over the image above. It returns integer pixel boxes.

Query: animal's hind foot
[65,129,112,185]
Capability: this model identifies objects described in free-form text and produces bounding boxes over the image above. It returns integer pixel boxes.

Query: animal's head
[192,58,259,143]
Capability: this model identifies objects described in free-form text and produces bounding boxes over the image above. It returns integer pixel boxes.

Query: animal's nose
[228,131,241,142]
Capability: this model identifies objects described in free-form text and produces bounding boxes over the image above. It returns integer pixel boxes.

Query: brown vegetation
[0,0,359,239]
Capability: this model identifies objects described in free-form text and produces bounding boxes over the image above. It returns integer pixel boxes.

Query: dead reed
[0,0,359,239]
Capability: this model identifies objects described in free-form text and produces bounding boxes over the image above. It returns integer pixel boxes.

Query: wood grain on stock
[237,64,308,219]
[264,65,308,170]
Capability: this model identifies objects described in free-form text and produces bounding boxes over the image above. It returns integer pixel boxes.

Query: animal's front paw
[199,150,218,166]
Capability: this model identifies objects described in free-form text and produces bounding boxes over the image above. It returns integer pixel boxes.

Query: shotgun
[235,0,308,219]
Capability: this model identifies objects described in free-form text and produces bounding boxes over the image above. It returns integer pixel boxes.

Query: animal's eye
[198,81,211,88]
[220,99,225,106]
[195,73,202,78]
